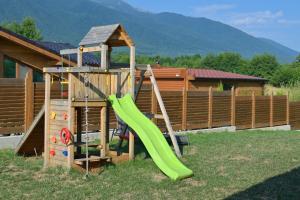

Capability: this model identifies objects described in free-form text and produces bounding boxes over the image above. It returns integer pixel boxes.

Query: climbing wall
[48,100,70,167]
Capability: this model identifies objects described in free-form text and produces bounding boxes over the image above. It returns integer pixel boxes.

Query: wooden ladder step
[74,142,99,148]
[74,156,111,165]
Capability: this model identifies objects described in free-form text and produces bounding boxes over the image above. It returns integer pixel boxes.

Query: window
[223,82,233,91]
[4,58,16,78]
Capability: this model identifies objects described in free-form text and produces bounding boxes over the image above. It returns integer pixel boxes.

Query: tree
[2,17,43,41]
[295,54,300,64]
[248,54,280,80]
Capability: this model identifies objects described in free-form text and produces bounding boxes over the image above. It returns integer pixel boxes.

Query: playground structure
[33,24,193,180]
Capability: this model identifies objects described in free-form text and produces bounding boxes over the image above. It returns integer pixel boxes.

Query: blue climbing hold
[62,150,68,157]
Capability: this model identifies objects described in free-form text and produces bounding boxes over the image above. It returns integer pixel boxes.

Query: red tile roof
[187,69,266,81]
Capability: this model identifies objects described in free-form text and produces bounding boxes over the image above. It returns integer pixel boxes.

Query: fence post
[286,92,289,125]
[251,91,255,129]
[24,71,34,131]
[208,87,213,128]
[231,87,236,126]
[270,92,274,127]
[182,88,187,130]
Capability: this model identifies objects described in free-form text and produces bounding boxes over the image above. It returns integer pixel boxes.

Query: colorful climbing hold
[63,112,68,120]
[62,150,68,157]
[51,136,57,143]
[50,149,55,156]
[50,112,56,120]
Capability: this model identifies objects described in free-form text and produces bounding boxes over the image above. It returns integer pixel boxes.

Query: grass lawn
[1,131,300,200]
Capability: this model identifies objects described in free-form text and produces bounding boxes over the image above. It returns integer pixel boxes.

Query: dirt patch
[229,155,251,161]
[186,146,198,156]
[217,165,227,176]
[152,173,167,182]
[183,178,207,187]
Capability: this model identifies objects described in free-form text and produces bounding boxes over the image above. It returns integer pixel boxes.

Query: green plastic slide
[108,94,193,180]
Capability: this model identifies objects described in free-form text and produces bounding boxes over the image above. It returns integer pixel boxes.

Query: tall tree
[2,17,43,41]
[248,54,280,80]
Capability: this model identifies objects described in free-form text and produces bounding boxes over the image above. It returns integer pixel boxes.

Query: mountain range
[0,0,298,63]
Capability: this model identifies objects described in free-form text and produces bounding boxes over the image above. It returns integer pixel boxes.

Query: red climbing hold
[63,112,68,120]
[60,128,71,145]
[50,149,55,156]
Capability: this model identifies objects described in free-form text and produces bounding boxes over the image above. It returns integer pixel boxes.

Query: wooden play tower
[43,24,181,173]
[43,24,136,171]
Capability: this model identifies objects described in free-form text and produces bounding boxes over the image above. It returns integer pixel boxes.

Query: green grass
[2,131,300,199]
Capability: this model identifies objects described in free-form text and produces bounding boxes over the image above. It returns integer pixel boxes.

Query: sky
[125,0,300,52]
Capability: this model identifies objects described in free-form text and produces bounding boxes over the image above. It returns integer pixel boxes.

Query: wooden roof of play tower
[79,24,134,47]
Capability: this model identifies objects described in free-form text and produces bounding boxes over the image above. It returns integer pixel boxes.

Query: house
[139,65,266,95]
[0,26,99,81]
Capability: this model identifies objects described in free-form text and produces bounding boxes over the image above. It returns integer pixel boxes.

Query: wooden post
[286,92,289,125]
[24,71,34,131]
[77,47,83,67]
[0,52,4,78]
[270,92,274,127]
[67,73,74,169]
[43,73,51,168]
[101,44,108,70]
[208,87,213,128]
[231,87,236,126]
[15,62,21,79]
[147,65,181,157]
[100,106,107,158]
[129,45,136,160]
[251,91,256,129]
[182,88,187,130]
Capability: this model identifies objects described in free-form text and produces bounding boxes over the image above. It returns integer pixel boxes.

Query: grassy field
[1,131,300,199]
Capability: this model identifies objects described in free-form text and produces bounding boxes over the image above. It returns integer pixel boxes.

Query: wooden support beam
[0,52,3,78]
[231,87,236,126]
[129,46,136,160]
[24,71,34,131]
[208,87,213,129]
[100,106,108,158]
[251,91,256,129]
[43,66,122,73]
[60,46,101,55]
[67,73,75,169]
[77,47,83,67]
[130,46,135,97]
[147,65,181,157]
[15,62,21,78]
[43,73,51,169]
[101,44,108,70]
[270,92,274,127]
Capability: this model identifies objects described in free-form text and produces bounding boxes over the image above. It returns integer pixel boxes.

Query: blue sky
[125,0,300,52]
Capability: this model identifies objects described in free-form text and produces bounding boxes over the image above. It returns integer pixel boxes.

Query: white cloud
[194,4,235,15]
[278,19,300,25]
[231,10,283,26]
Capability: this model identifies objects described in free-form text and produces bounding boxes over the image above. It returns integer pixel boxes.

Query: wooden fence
[0,77,298,135]
[135,88,289,131]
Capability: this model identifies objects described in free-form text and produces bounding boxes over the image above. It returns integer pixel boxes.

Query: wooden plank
[67,73,75,169]
[100,106,107,158]
[25,71,34,131]
[252,92,256,128]
[208,87,213,128]
[270,93,274,127]
[0,52,3,77]
[44,73,51,168]
[15,105,45,155]
[231,87,236,126]
[147,65,181,157]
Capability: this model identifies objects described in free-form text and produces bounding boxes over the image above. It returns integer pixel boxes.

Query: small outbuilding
[140,65,266,95]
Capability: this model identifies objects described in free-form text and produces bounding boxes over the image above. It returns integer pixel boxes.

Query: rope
[83,72,90,177]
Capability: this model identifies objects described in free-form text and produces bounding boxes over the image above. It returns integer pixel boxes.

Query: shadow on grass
[225,166,300,200]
